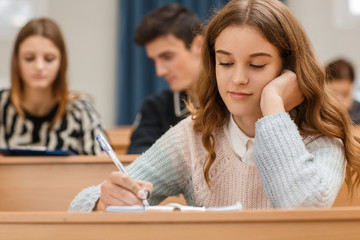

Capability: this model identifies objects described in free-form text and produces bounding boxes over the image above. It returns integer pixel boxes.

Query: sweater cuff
[68,184,101,212]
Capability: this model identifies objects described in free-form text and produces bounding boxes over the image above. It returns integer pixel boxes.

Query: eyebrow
[148,51,173,61]
[21,51,57,55]
[250,52,272,58]
[215,49,232,56]
[158,51,173,58]
[215,49,272,58]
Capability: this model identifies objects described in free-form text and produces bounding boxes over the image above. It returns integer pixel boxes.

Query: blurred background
[0,0,359,127]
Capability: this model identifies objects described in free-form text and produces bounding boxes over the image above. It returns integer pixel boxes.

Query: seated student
[69,0,360,212]
[0,17,106,155]
[127,4,203,154]
[325,58,360,124]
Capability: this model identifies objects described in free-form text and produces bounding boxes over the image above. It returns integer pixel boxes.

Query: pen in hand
[96,133,150,207]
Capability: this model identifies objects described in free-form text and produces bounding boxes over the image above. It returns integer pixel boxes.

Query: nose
[232,66,248,85]
[35,58,45,70]
[154,61,168,77]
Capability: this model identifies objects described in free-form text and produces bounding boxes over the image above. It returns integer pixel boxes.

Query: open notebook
[106,202,242,212]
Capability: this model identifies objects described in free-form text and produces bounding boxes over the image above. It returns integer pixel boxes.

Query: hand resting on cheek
[260,70,304,116]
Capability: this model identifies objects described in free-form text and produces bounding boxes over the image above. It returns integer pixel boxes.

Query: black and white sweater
[0,89,106,155]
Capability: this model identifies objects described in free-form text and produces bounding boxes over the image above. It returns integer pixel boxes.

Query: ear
[190,35,204,56]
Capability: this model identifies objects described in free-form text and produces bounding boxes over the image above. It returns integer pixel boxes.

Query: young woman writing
[69,0,360,211]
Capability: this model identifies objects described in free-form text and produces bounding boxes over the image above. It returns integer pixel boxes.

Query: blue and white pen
[96,133,150,207]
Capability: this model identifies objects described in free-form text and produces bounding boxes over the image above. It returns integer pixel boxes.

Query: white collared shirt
[223,114,255,166]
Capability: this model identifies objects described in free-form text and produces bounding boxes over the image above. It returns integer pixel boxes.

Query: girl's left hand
[260,70,304,116]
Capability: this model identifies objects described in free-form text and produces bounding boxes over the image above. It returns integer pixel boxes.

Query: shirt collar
[224,114,255,165]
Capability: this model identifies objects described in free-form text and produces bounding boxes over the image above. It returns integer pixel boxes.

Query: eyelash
[218,62,233,66]
[250,64,266,69]
[24,57,34,62]
[218,62,266,69]
[24,57,55,62]
[163,55,173,61]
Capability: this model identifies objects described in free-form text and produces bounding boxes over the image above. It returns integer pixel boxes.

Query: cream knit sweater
[69,112,345,212]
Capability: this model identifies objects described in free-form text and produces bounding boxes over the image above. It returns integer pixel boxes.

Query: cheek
[215,68,222,89]
[19,61,30,79]
[50,61,61,76]
[215,70,227,95]
[253,68,280,90]
[249,72,270,90]
[174,55,190,73]
[215,66,230,84]
[168,59,181,75]
[175,52,196,74]
[261,77,274,89]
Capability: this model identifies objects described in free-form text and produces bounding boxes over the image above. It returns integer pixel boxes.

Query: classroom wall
[288,0,360,98]
[48,0,117,128]
[0,0,360,127]
[0,0,117,128]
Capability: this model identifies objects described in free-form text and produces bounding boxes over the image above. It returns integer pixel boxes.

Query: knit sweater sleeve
[68,118,192,212]
[254,112,345,208]
[125,128,191,206]
[68,184,101,212]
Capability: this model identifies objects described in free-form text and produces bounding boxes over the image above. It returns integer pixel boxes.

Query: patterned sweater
[69,112,345,211]
[0,89,106,155]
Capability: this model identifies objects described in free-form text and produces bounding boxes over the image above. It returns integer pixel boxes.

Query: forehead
[19,35,59,53]
[145,34,188,58]
[328,79,353,90]
[214,25,277,54]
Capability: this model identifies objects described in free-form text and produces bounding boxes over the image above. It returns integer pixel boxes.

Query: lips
[32,74,45,79]
[165,76,175,83]
[229,91,252,100]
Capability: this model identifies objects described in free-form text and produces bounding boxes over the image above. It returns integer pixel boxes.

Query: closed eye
[219,62,234,66]
[24,57,35,62]
[45,57,55,63]
[250,64,266,69]
[159,52,174,61]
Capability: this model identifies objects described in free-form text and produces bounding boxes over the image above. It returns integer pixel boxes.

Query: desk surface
[106,125,132,154]
[0,155,139,211]
[0,153,359,211]
[1,207,360,239]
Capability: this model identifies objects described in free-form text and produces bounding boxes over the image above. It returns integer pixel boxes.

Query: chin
[26,84,53,91]
[169,86,183,92]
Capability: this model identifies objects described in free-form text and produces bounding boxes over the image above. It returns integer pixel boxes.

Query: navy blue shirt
[349,100,360,125]
[127,90,187,154]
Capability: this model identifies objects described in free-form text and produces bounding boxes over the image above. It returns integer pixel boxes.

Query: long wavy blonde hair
[191,0,360,194]
[10,17,69,127]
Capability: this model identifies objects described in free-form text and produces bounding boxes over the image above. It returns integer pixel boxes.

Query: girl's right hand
[260,70,304,116]
[94,171,153,211]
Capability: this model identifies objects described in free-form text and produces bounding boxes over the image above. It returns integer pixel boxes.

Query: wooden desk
[0,152,357,211]
[1,207,360,239]
[0,155,138,211]
[106,125,132,154]
[333,181,360,206]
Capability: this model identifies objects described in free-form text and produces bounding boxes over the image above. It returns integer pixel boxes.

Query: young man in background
[127,4,203,154]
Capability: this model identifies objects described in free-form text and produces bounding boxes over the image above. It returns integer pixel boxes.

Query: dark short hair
[134,3,202,49]
[326,58,355,83]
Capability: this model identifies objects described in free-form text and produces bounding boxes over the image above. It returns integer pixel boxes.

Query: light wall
[287,0,360,99]
[1,0,360,127]
[0,0,117,128]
